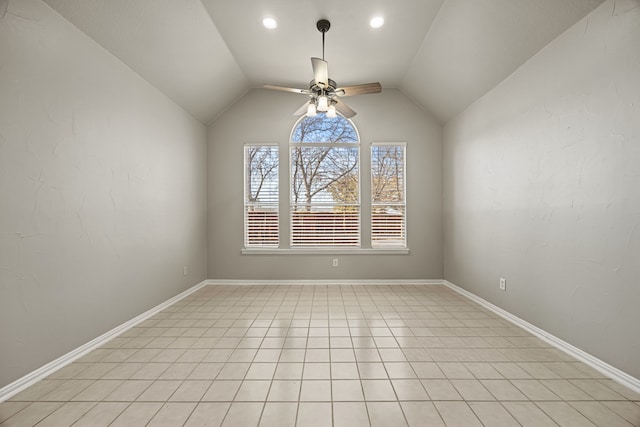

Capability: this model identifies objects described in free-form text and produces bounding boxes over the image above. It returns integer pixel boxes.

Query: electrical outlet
[332,258,339,267]
[499,277,506,291]
[183,266,188,276]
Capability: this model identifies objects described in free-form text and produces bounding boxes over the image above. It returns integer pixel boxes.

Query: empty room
[1,0,639,426]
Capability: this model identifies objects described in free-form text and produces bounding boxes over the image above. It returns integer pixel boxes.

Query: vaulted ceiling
[42,0,605,124]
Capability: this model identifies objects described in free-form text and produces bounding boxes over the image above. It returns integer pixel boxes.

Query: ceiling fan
[264,19,382,118]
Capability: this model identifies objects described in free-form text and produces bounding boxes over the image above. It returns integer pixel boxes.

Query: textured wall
[444,0,640,379]
[0,0,207,388]
[208,89,443,280]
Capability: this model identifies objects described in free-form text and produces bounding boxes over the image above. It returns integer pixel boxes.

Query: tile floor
[1,284,639,426]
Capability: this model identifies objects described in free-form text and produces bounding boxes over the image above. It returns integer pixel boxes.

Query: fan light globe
[326,104,337,118]
[262,17,277,29]
[317,96,329,111]
[306,103,317,117]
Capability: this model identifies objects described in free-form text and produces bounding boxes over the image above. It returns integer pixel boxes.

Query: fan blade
[311,57,329,88]
[264,84,310,94]
[293,101,311,116]
[334,99,356,118]
[335,82,382,97]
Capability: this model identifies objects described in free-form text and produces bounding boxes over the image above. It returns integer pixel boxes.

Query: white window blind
[371,143,406,248]
[244,144,279,248]
[290,113,360,248]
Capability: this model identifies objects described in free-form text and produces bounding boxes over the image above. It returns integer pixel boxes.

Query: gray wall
[444,0,640,379]
[208,89,442,280]
[0,0,208,388]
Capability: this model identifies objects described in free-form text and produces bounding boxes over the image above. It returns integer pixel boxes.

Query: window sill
[241,248,410,255]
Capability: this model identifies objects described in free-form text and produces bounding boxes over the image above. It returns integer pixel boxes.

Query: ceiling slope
[402,0,605,122]
[41,0,606,124]
[42,0,249,124]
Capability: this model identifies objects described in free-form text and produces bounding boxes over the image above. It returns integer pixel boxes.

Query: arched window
[290,112,360,247]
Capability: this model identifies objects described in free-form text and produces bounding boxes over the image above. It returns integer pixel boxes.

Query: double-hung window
[290,112,360,247]
[371,143,406,248]
[244,144,279,248]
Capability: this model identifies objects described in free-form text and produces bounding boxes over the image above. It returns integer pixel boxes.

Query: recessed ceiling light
[262,17,277,29]
[370,16,384,29]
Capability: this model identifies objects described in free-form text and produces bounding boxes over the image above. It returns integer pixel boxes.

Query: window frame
[243,142,280,249]
[289,113,362,249]
[371,142,407,249]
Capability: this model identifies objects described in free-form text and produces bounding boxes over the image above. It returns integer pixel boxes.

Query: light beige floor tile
[170,380,212,401]
[72,402,129,427]
[158,362,198,380]
[184,402,230,427]
[602,401,640,425]
[358,363,388,379]
[130,363,171,380]
[267,380,300,401]
[481,379,528,400]
[332,380,365,401]
[437,362,475,379]
[0,402,29,423]
[300,380,331,401]
[222,402,263,426]
[464,362,503,379]
[104,380,152,401]
[274,363,304,380]
[297,402,332,427]
[433,401,483,427]
[245,363,277,380]
[110,402,162,427]
[40,379,95,401]
[391,379,429,401]
[280,349,306,362]
[362,380,397,401]
[331,363,359,380]
[303,363,331,380]
[234,380,271,401]
[540,379,594,400]
[599,380,640,401]
[468,402,520,426]
[502,401,557,426]
[201,380,241,401]
[147,402,196,427]
[570,401,635,427]
[421,379,463,400]
[385,362,417,379]
[101,362,145,380]
[176,349,210,363]
[188,363,224,380]
[136,380,182,401]
[492,363,533,379]
[450,379,495,401]
[536,401,596,427]
[378,349,408,362]
[570,379,627,400]
[254,349,282,362]
[510,379,561,400]
[71,379,123,401]
[29,402,95,427]
[518,362,561,379]
[216,363,251,380]
[333,402,370,427]
[367,401,407,427]
[401,401,445,427]
[260,402,297,427]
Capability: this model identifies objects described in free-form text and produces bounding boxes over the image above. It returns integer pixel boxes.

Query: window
[290,112,360,247]
[371,143,406,248]
[244,144,279,247]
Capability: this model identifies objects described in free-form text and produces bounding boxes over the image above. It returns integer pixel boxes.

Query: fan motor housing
[316,19,330,33]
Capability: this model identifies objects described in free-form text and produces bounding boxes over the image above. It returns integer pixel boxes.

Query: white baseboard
[206,279,444,286]
[444,280,640,394]
[0,280,209,403]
